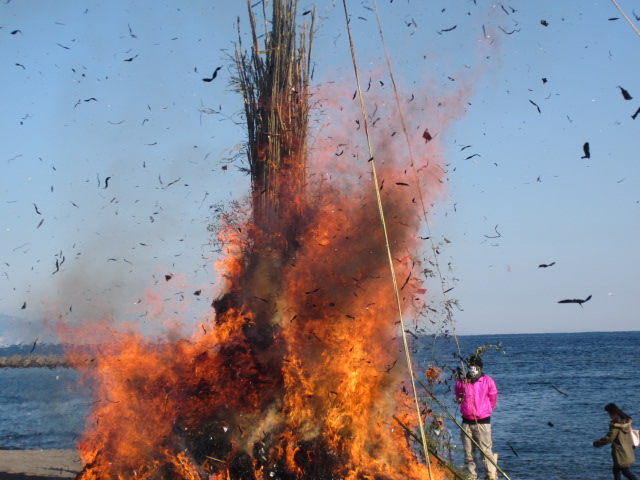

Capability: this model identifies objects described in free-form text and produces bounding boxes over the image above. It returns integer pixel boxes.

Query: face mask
[468,366,481,378]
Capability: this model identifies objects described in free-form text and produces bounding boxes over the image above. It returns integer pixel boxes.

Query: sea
[1,331,638,480]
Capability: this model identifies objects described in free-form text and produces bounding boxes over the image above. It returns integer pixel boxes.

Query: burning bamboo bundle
[210,0,316,372]
[69,1,450,479]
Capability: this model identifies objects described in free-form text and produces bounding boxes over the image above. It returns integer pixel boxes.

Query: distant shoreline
[0,355,70,369]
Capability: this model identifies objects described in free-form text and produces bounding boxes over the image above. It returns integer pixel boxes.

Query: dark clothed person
[594,403,638,480]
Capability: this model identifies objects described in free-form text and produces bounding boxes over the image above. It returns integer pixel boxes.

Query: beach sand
[0,449,82,480]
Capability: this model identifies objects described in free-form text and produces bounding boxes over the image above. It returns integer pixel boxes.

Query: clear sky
[2,0,639,344]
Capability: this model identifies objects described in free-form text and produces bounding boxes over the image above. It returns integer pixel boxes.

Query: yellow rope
[610,0,640,38]
[340,2,433,478]
[370,0,464,369]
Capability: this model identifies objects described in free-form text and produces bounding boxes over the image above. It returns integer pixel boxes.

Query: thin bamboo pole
[392,415,468,480]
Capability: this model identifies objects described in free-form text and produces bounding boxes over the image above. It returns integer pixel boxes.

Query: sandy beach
[0,450,81,480]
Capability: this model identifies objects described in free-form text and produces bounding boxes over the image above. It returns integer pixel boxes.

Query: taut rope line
[610,0,640,38]
[340,1,433,478]
[370,0,464,367]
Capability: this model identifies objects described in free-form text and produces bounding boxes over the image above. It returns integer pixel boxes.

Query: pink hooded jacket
[455,375,498,421]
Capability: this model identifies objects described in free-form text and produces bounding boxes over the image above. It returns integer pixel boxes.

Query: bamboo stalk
[233,0,313,233]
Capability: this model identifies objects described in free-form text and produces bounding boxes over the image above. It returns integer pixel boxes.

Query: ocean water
[1,332,638,480]
[417,331,640,480]
[0,366,89,450]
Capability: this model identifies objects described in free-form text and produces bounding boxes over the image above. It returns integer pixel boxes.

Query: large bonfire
[63,1,453,479]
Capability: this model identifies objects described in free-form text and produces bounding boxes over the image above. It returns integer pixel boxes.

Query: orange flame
[57,81,467,480]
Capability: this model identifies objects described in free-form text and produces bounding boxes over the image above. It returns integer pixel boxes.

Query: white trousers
[461,422,497,480]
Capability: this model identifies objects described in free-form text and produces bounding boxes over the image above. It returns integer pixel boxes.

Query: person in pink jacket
[455,355,498,480]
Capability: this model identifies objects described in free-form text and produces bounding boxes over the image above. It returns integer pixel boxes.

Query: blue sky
[2,0,639,343]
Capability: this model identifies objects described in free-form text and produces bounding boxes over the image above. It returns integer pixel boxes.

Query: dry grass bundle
[233,0,315,233]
